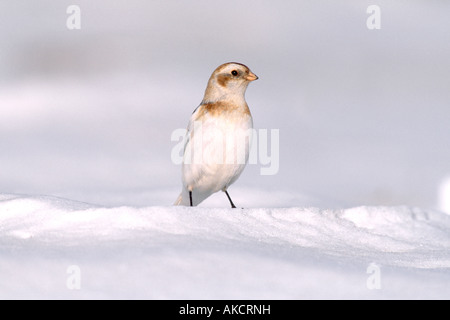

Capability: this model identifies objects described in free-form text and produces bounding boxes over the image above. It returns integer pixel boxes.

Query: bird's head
[202,62,258,104]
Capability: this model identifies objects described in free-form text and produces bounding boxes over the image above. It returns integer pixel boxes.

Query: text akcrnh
[179,304,270,317]
[223,305,270,315]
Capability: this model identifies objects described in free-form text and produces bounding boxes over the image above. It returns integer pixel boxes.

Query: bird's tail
[174,190,196,206]
[175,191,194,206]
[174,193,183,206]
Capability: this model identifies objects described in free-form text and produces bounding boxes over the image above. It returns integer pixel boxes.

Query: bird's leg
[224,190,237,209]
[189,191,193,207]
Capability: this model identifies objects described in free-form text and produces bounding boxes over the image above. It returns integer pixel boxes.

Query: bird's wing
[182,104,202,154]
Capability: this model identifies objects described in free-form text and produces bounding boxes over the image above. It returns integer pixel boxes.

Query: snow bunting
[174,62,258,207]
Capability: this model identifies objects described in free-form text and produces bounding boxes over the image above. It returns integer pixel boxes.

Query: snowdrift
[1,194,449,299]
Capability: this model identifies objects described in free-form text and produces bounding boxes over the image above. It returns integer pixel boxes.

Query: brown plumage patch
[202,101,228,117]
[194,101,251,119]
[242,104,251,117]
[216,74,230,87]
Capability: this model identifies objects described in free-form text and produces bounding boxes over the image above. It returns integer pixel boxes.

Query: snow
[1,193,449,299]
[439,177,450,215]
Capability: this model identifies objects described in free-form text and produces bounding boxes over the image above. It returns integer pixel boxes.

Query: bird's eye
[231,70,238,76]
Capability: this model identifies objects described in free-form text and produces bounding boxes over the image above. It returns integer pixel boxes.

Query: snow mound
[1,194,449,299]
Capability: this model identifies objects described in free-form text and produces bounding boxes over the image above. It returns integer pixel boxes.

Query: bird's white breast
[182,108,253,195]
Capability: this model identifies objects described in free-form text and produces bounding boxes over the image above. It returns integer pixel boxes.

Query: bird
[174,62,258,207]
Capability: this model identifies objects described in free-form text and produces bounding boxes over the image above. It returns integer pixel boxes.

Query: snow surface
[439,177,450,215]
[1,193,449,299]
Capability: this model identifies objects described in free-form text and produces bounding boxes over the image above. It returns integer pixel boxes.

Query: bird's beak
[245,71,259,81]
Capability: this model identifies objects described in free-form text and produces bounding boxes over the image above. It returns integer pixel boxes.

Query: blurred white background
[1,0,449,209]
